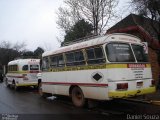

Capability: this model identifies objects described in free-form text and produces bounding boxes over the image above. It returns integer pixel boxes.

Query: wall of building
[148,48,160,84]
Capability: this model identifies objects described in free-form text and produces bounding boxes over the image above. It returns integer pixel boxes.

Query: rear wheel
[71,87,86,107]
[38,82,50,98]
[12,80,18,90]
[38,82,43,96]
[13,83,18,90]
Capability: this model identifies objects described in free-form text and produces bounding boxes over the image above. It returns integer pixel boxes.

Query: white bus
[39,33,155,107]
[6,59,40,90]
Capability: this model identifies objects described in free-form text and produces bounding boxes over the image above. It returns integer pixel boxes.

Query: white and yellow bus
[39,33,155,107]
[6,59,40,90]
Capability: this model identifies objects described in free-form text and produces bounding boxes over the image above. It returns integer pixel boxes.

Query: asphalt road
[0,82,108,120]
[0,82,160,120]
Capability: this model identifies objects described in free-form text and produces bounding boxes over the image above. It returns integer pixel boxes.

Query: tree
[130,0,160,66]
[0,41,26,52]
[57,0,118,35]
[22,51,34,59]
[63,19,93,44]
[0,48,20,65]
[34,47,44,59]
[130,0,160,41]
[21,47,44,59]
[0,41,26,66]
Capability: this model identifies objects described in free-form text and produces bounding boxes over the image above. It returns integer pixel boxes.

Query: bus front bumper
[108,86,156,98]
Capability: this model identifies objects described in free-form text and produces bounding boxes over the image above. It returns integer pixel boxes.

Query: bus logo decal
[92,72,103,82]
[127,64,146,68]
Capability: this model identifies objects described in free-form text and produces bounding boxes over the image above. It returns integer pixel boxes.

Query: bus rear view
[106,36,155,98]
[6,59,40,90]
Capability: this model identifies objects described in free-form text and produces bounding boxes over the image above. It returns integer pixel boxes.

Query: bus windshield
[131,44,149,62]
[30,65,39,70]
[106,43,149,63]
[106,43,135,62]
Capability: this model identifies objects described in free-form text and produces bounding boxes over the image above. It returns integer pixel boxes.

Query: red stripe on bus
[7,75,24,78]
[42,82,108,87]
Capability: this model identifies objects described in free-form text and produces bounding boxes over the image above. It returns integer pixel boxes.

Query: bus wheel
[38,82,45,98]
[38,82,50,98]
[13,83,18,90]
[12,80,18,90]
[38,82,43,96]
[71,87,86,107]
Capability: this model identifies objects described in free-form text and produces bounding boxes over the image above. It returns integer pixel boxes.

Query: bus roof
[43,33,141,57]
[8,59,40,65]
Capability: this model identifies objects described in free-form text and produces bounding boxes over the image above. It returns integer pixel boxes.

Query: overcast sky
[0,0,130,51]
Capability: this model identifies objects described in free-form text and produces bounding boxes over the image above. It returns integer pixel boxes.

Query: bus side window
[50,56,58,67]
[86,48,94,60]
[22,65,28,71]
[131,44,148,62]
[57,54,65,67]
[8,65,18,72]
[66,52,74,66]
[50,54,65,67]
[74,51,85,65]
[86,46,105,64]
[95,47,104,59]
[42,57,49,71]
[66,51,85,66]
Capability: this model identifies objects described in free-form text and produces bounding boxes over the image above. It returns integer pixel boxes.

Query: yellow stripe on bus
[106,64,127,68]
[44,63,151,72]
[146,64,151,68]
[7,71,29,74]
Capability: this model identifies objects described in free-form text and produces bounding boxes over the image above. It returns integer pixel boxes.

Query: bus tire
[71,86,86,107]
[38,82,49,98]
[13,83,18,90]
[38,82,43,96]
[12,80,18,90]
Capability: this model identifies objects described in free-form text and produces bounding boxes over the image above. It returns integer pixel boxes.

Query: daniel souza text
[127,114,159,120]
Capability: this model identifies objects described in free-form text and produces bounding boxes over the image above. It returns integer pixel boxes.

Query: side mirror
[142,42,148,54]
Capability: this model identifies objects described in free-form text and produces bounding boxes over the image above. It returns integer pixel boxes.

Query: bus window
[30,65,39,70]
[8,65,18,71]
[22,65,28,71]
[57,54,65,67]
[42,57,49,70]
[95,47,104,59]
[106,43,135,62]
[66,52,74,66]
[74,51,85,65]
[132,44,149,62]
[66,51,85,66]
[50,56,58,67]
[86,47,105,64]
[87,48,94,60]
